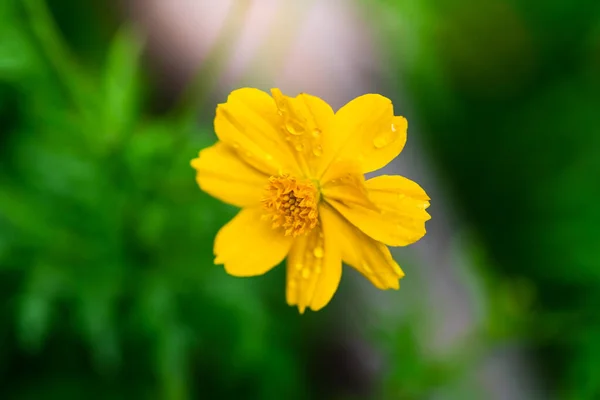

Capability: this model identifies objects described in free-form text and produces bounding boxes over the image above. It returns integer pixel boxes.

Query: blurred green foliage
[0,1,329,398]
[377,0,600,398]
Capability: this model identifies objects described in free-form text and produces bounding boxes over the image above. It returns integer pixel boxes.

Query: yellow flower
[191,88,430,313]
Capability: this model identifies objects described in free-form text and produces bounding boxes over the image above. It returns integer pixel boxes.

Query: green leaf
[102,25,144,146]
[17,263,64,350]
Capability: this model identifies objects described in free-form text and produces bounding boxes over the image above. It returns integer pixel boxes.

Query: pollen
[262,174,319,237]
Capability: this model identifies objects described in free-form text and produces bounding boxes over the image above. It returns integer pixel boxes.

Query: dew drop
[295,143,304,151]
[397,193,406,201]
[312,145,323,157]
[285,119,305,135]
[391,123,397,132]
[265,153,273,161]
[373,137,387,149]
[295,263,303,271]
[232,142,240,149]
[311,128,321,138]
[302,268,311,279]
[288,279,297,288]
[275,99,288,114]
[313,247,324,258]
[373,129,395,149]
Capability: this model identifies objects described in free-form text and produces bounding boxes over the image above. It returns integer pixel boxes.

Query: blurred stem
[21,0,92,119]
[169,0,253,132]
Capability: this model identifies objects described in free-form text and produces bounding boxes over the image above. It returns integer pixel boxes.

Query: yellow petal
[270,89,335,178]
[286,210,342,313]
[320,160,378,210]
[214,207,293,276]
[215,88,301,176]
[191,142,267,207]
[325,175,431,247]
[320,204,404,289]
[320,94,407,179]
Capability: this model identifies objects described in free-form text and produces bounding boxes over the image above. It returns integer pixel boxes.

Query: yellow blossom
[191,88,431,313]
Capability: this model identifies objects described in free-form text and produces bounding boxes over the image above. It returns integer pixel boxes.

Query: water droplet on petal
[311,128,321,138]
[312,145,323,157]
[391,123,397,132]
[373,129,396,149]
[295,263,303,271]
[313,247,324,258]
[265,154,273,161]
[295,143,304,151]
[285,119,305,135]
[397,193,406,201]
[288,279,297,288]
[302,268,311,279]
[373,136,388,149]
[232,142,240,149]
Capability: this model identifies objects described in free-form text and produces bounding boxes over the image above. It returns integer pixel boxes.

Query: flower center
[262,175,319,237]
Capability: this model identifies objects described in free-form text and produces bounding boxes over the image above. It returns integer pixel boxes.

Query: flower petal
[320,160,377,210]
[270,89,335,178]
[320,94,407,179]
[286,210,342,313]
[191,142,267,207]
[214,207,293,276]
[215,88,301,176]
[325,175,431,247]
[320,204,404,289]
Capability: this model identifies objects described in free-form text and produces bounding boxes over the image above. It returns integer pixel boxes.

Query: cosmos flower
[191,88,430,313]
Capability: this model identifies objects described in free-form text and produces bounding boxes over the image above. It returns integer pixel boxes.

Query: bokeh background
[1,0,599,399]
